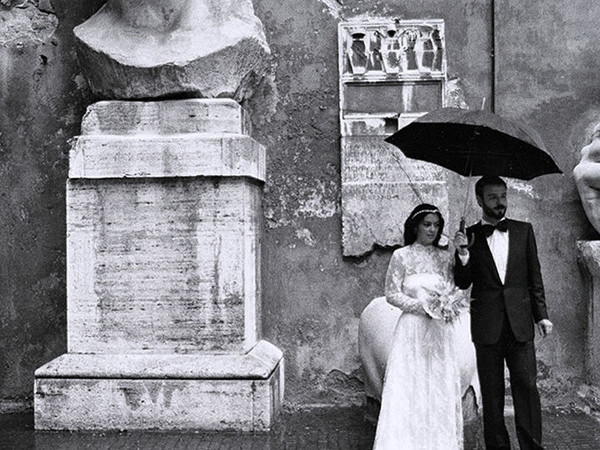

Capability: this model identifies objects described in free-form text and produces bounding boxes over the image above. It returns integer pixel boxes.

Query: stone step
[35,340,282,380]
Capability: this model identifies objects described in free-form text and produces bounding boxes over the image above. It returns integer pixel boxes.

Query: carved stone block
[342,135,448,256]
[65,99,263,353]
[338,20,449,256]
[67,178,261,354]
[73,0,271,100]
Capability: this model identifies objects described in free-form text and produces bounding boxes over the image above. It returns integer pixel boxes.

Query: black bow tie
[481,220,508,237]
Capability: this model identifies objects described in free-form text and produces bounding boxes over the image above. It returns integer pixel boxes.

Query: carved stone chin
[73,0,271,100]
[574,125,600,234]
[106,0,190,32]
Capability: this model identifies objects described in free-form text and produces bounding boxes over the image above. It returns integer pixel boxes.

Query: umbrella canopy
[385,107,562,180]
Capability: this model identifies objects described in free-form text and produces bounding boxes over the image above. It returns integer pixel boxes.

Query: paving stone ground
[1,406,599,449]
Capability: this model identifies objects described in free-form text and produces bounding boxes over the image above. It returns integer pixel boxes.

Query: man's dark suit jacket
[454,219,549,345]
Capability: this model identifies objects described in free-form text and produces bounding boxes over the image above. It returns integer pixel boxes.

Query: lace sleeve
[385,250,426,314]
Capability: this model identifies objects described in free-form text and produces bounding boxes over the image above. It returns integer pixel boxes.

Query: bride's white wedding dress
[373,243,473,450]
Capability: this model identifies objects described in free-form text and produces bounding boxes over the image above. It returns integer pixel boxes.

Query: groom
[453,175,553,450]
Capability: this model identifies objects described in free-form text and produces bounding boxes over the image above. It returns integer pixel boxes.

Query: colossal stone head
[73,0,271,100]
[574,122,600,234]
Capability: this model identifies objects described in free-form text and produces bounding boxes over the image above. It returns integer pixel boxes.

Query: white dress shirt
[482,218,509,284]
[457,218,509,284]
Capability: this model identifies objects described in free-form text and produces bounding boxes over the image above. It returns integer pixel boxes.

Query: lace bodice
[385,243,458,314]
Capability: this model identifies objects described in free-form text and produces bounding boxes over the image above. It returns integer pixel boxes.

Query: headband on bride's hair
[409,208,440,221]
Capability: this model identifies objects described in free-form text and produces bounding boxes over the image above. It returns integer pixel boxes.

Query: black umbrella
[384,107,562,232]
[385,107,562,180]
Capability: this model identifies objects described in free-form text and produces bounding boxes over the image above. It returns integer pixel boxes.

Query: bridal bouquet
[421,279,469,323]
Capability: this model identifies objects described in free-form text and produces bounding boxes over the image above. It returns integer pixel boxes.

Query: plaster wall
[0,0,598,409]
[0,0,105,404]
[492,0,600,398]
[250,0,598,406]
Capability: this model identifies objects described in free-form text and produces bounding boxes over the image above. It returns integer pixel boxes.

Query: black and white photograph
[0,1,599,449]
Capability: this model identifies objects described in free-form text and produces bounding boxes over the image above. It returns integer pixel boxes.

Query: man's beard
[483,204,506,220]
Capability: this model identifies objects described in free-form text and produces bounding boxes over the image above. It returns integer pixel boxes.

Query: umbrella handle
[458,216,475,249]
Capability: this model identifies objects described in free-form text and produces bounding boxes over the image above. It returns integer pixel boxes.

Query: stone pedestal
[34,99,283,431]
[577,240,600,385]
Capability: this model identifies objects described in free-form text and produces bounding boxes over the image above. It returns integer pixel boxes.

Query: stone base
[34,341,283,431]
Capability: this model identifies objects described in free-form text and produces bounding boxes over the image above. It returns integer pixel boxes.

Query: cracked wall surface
[0,1,57,45]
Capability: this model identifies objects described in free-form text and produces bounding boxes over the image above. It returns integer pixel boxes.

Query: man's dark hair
[475,175,507,198]
[403,203,445,247]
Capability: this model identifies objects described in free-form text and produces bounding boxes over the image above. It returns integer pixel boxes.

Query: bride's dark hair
[403,203,445,246]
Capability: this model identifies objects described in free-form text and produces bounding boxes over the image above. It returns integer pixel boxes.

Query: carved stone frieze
[340,20,446,80]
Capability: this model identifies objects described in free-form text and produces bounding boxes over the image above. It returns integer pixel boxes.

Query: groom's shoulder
[506,219,537,239]
[466,222,480,233]
[507,218,532,229]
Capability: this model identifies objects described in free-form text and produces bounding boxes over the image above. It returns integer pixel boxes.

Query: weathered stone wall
[249,0,600,407]
[493,0,600,401]
[249,0,494,406]
[1,0,599,410]
[0,0,105,407]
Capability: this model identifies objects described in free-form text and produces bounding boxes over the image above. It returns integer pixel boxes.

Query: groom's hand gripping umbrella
[384,107,562,242]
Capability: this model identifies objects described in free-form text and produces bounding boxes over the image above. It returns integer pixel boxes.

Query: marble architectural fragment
[338,19,449,256]
[73,0,271,100]
[574,122,600,234]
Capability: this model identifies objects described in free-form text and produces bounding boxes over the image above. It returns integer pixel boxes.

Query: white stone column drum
[34,99,283,431]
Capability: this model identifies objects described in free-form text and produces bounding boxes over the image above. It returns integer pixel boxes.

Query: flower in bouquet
[422,280,468,323]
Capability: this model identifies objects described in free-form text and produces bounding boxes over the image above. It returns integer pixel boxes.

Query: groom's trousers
[474,314,543,450]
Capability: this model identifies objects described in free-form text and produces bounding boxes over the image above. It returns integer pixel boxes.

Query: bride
[373,203,475,450]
